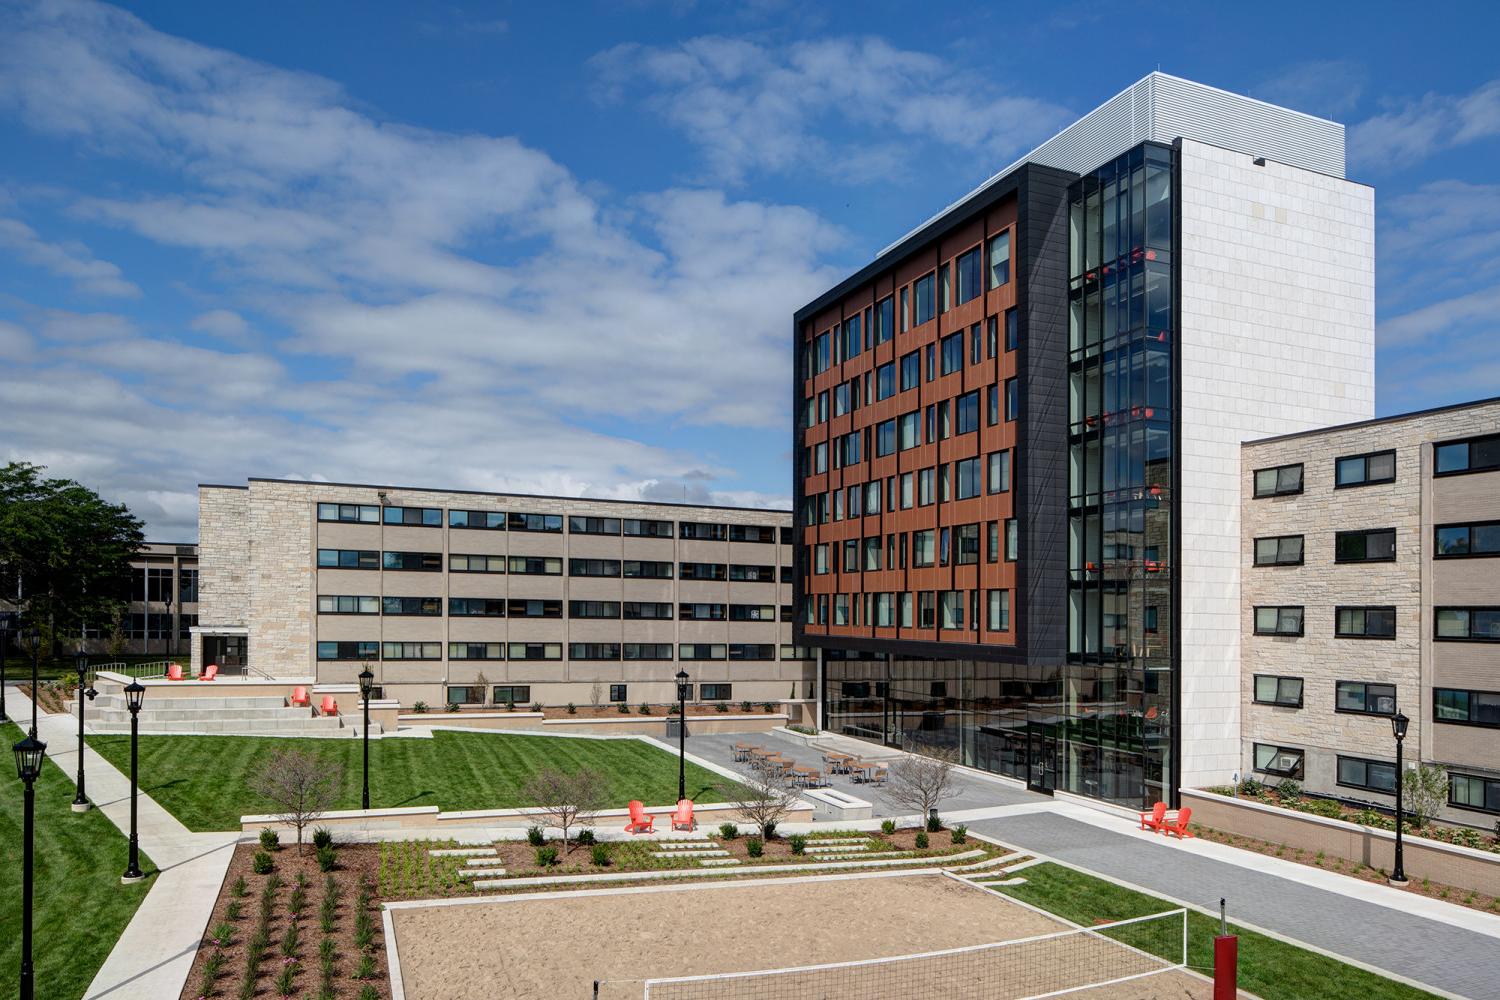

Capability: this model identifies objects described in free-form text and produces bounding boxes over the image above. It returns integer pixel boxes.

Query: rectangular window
[1435,433,1500,476]
[445,686,481,705]
[896,411,919,451]
[955,245,983,304]
[316,641,378,661]
[1253,464,1304,498]
[1434,688,1500,727]
[318,595,379,615]
[1005,308,1018,351]
[1253,535,1304,566]
[940,332,963,375]
[508,512,563,533]
[986,385,999,426]
[1253,743,1305,779]
[1005,379,1018,421]
[1450,772,1500,813]
[727,604,776,622]
[728,564,774,582]
[568,558,621,577]
[508,642,562,661]
[382,505,442,527]
[623,643,674,660]
[623,518,674,538]
[987,451,1011,493]
[490,685,530,706]
[508,556,562,575]
[679,603,727,622]
[970,323,982,365]
[987,231,1011,288]
[317,503,380,523]
[938,591,965,629]
[940,264,950,313]
[381,642,441,660]
[381,596,441,616]
[178,569,199,603]
[898,351,921,392]
[680,521,728,541]
[874,296,894,345]
[1005,519,1018,561]
[569,516,621,535]
[317,549,378,570]
[679,562,727,581]
[623,602,672,620]
[955,457,981,500]
[987,589,1010,631]
[956,523,980,565]
[608,684,628,702]
[701,683,733,701]
[508,599,562,618]
[449,642,505,661]
[1252,675,1303,707]
[842,314,862,359]
[1435,521,1500,558]
[1253,606,1304,636]
[568,600,620,619]
[1435,607,1500,641]
[728,525,776,543]
[448,598,505,617]
[1335,528,1396,563]
[874,362,895,401]
[728,644,774,661]
[449,509,506,529]
[383,551,442,572]
[912,529,935,567]
[623,560,673,579]
[900,286,909,332]
[987,522,999,562]
[449,553,506,573]
[1335,450,1396,488]
[679,644,727,661]
[1336,680,1397,715]
[1337,756,1397,794]
[955,391,980,435]
[875,419,896,457]
[1335,606,1397,639]
[913,272,935,325]
[569,643,621,661]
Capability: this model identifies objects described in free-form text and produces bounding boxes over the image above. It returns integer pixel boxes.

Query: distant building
[81,541,199,656]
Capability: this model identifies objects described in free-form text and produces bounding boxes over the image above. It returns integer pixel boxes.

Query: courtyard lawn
[87,730,729,831]
[1,722,154,1000]
[990,861,1441,1000]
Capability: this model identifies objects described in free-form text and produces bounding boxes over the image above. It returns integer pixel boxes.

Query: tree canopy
[0,462,145,641]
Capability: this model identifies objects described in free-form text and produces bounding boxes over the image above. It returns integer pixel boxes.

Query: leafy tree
[1403,763,1449,828]
[0,462,144,643]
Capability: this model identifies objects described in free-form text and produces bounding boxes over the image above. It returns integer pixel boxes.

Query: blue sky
[2,0,1498,538]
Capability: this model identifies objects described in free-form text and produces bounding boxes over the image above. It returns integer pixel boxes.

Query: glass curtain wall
[1063,141,1176,808]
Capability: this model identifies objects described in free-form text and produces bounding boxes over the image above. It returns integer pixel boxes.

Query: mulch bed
[20,682,69,714]
[179,842,392,1000]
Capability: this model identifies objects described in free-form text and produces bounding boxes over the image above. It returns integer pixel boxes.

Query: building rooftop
[1243,394,1500,446]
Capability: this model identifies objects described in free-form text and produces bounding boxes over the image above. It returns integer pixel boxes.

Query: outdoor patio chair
[1163,807,1194,839]
[625,800,655,834]
[671,799,695,831]
[319,694,338,715]
[1139,801,1167,832]
[290,686,310,707]
[867,764,889,785]
[200,663,218,681]
[166,663,184,681]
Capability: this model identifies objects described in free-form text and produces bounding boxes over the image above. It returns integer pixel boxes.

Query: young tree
[522,767,607,855]
[888,745,957,826]
[251,748,344,852]
[105,605,128,660]
[724,770,800,839]
[589,681,603,711]
[1403,763,1449,828]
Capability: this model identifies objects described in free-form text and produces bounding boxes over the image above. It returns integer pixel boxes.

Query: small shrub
[295,870,310,889]
[1237,777,1264,797]
[359,986,380,1000]
[230,876,248,898]
[926,814,942,832]
[259,828,281,851]
[566,702,577,714]
[535,845,559,867]
[616,702,630,714]
[530,702,543,712]
[789,834,807,855]
[762,702,775,713]
[577,828,597,846]
[719,822,739,840]
[527,825,546,846]
[746,837,764,858]
[199,949,226,997]
[715,702,728,713]
[212,921,235,948]
[591,843,610,866]
[639,702,651,715]
[951,824,968,845]
[1274,778,1301,803]
[354,954,377,979]
[762,821,778,840]
[312,827,334,850]
[317,845,337,872]
[274,960,296,997]
[320,910,335,935]
[318,978,336,1000]
[237,977,256,1000]
[288,887,306,915]
[412,701,428,713]
[319,936,336,962]
[915,831,929,849]
[880,819,896,835]
[740,700,753,713]
[446,702,461,714]
[354,921,374,953]
[225,899,243,921]
[667,703,680,715]
[280,920,300,957]
[252,851,274,875]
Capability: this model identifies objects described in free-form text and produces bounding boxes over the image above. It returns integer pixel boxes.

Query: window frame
[1253,743,1305,779]
[1334,528,1397,564]
[1334,680,1397,716]
[1435,432,1500,477]
[492,685,531,706]
[1252,463,1304,498]
[1434,607,1500,642]
[1448,772,1500,814]
[1334,449,1396,489]
[1253,535,1304,567]
[1252,606,1304,637]
[1336,755,1398,795]
[1433,688,1500,729]
[1434,520,1500,559]
[1252,674,1303,708]
[1334,605,1397,640]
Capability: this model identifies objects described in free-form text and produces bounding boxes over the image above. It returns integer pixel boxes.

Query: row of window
[810,520,1018,575]
[1252,744,1500,816]
[802,451,1013,527]
[81,612,199,641]
[317,642,812,662]
[1255,524,1500,565]
[1254,432,1500,500]
[808,384,1016,474]
[444,683,738,706]
[317,550,787,581]
[804,589,1012,632]
[317,504,789,542]
[137,566,199,603]
[318,596,793,621]
[1253,675,1397,714]
[1252,605,1396,639]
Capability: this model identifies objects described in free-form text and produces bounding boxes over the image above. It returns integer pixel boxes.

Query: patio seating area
[732,741,897,789]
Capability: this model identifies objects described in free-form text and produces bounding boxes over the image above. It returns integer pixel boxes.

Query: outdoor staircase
[71,693,350,737]
[947,850,1039,887]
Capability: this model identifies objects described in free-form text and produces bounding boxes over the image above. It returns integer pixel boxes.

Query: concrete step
[90,694,292,711]
[653,842,719,851]
[80,705,317,723]
[456,868,508,879]
[810,850,913,861]
[805,838,869,846]
[430,848,497,858]
[653,849,730,859]
[802,843,868,853]
[697,858,741,867]
[464,856,507,867]
[86,717,344,735]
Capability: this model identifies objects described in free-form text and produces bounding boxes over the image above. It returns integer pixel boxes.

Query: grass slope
[88,730,729,831]
[990,862,1441,1000]
[1,721,154,1000]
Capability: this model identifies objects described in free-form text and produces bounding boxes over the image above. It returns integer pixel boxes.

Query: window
[955,391,980,435]
[1253,606,1304,636]
[912,530,935,567]
[896,411,919,451]
[956,524,980,565]
[317,641,378,661]
[1435,521,1500,557]
[1005,378,1018,421]
[317,549,378,570]
[508,512,563,532]
[1434,689,1500,727]
[1335,528,1396,563]
[917,468,934,506]
[1253,535,1304,566]
[986,385,999,426]
[383,551,442,572]
[701,683,733,701]
[987,522,999,562]
[728,525,776,543]
[508,643,562,661]
[1435,607,1500,641]
[729,644,774,661]
[508,556,562,575]
[318,502,380,524]
[381,642,441,660]
[1253,743,1304,779]
[680,562,727,581]
[508,599,561,618]
[178,569,199,603]
[1338,756,1397,794]
[1435,433,1500,476]
[493,685,531,706]
[569,600,620,619]
[623,518,674,538]
[940,332,963,375]
[900,287,909,332]
[624,560,673,579]
[569,558,621,577]
[1335,450,1396,488]
[680,521,728,541]
[841,314,863,360]
[449,553,506,573]
[608,684,628,703]
[955,245,983,304]
[874,295,894,345]
[987,589,1010,631]
[970,324,982,365]
[988,451,1011,494]
[955,457,981,500]
[987,231,1011,288]
[1005,308,1018,351]
[1336,681,1397,715]
[679,603,726,621]
[1335,606,1396,639]
[382,596,441,616]
[875,419,896,457]
[679,644,726,661]
[1005,519,1018,561]
[318,595,378,615]
[1253,675,1303,707]
[729,604,776,622]
[449,598,505,617]
[1450,773,1500,814]
[623,643,674,660]
[899,351,920,392]
[569,643,621,661]
[875,362,895,400]
[450,509,506,529]
[449,642,505,660]
[728,564,774,582]
[569,516,620,535]
[383,505,442,526]
[623,602,672,620]
[446,685,483,705]
[1253,464,1304,498]
[940,264,950,313]
[913,273,935,325]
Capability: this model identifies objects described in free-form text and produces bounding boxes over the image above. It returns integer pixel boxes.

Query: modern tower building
[794,73,1375,809]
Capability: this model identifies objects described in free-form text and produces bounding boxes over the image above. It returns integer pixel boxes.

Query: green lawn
[990,862,1440,1000]
[87,730,730,831]
[1,722,155,1000]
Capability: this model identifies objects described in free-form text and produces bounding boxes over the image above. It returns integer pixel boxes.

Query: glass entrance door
[1027,722,1057,794]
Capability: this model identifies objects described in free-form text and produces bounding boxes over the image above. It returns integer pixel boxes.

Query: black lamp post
[162,594,173,660]
[675,669,690,802]
[358,665,375,810]
[121,679,146,884]
[0,614,12,723]
[14,732,47,1000]
[23,626,41,738]
[72,647,97,812]
[1389,711,1410,886]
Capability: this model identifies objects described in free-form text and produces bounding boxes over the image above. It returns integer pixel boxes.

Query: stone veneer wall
[197,486,250,627]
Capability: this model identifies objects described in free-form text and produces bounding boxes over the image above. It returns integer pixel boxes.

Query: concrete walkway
[9,686,240,1000]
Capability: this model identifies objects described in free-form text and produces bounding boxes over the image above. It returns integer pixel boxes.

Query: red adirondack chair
[1139,801,1167,832]
[319,694,338,716]
[624,800,655,834]
[1163,807,1194,839]
[200,663,219,681]
[166,663,184,681]
[290,686,310,708]
[671,799,696,831]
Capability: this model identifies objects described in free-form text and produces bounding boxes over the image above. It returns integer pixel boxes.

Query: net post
[1214,898,1238,1000]
[593,980,599,1000]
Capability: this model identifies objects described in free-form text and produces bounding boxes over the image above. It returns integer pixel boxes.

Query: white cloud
[1350,78,1500,169]
[0,216,139,296]
[189,308,252,343]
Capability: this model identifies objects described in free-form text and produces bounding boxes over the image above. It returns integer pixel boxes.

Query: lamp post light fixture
[1389,711,1410,886]
[14,732,47,1000]
[675,669,690,802]
[163,594,174,660]
[121,679,146,884]
[358,665,375,811]
[23,625,42,738]
[71,648,97,812]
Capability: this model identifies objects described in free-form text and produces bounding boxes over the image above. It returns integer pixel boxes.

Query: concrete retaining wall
[394,712,788,736]
[241,800,814,834]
